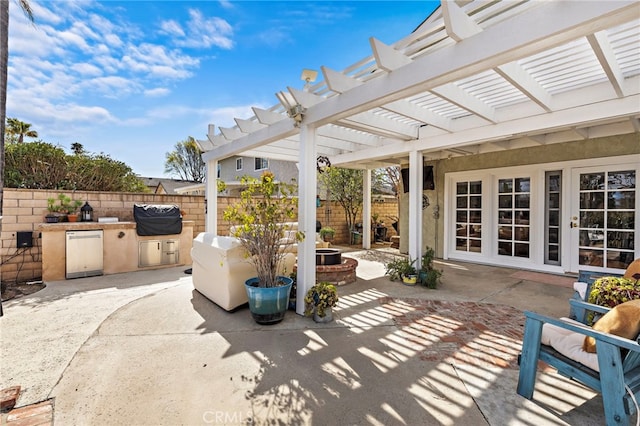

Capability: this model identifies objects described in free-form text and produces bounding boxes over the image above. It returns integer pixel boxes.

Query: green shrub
[384,257,416,281]
[586,276,640,324]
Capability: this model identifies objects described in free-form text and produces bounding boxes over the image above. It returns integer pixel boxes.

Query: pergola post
[362,169,372,249]
[296,124,317,315]
[205,159,218,234]
[408,150,423,269]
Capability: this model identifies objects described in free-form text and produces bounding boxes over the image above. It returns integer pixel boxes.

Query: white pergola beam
[384,99,452,131]
[235,118,266,133]
[253,107,286,125]
[331,94,640,165]
[241,150,298,162]
[202,117,299,162]
[431,83,497,123]
[495,62,553,112]
[370,37,412,72]
[208,134,229,147]
[219,126,245,140]
[343,111,418,140]
[442,0,482,42]
[322,66,362,93]
[195,138,214,151]
[318,124,383,147]
[587,31,626,97]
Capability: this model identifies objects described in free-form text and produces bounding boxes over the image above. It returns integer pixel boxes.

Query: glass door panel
[455,180,482,253]
[497,177,530,258]
[545,172,561,265]
[577,170,635,269]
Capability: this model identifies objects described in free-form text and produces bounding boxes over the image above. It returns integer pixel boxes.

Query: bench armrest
[568,299,611,315]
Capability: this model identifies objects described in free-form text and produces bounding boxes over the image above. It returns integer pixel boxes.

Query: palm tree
[1,0,34,316]
[71,142,85,155]
[6,117,38,143]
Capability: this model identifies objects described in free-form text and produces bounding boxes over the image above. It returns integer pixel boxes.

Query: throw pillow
[624,258,640,280]
[582,299,640,353]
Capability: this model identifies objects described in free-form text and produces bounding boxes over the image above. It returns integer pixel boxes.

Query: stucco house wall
[399,133,639,273]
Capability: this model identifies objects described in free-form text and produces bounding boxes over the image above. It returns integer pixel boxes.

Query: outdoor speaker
[17,231,33,248]
[401,166,435,193]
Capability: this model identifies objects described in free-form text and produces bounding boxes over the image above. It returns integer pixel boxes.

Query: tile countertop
[38,221,194,232]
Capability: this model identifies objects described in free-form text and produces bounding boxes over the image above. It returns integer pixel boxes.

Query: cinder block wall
[1,189,398,284]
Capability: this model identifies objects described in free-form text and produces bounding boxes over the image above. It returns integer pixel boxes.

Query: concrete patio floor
[0,248,614,425]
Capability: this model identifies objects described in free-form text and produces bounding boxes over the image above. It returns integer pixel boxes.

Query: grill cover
[133,204,182,236]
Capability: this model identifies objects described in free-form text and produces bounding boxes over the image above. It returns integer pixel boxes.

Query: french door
[570,165,637,273]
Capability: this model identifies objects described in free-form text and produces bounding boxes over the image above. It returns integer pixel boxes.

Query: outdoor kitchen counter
[38,221,194,281]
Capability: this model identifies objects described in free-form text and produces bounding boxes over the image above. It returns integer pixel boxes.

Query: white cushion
[573,281,588,300]
[541,317,599,372]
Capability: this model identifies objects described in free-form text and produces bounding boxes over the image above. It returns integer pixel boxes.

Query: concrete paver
[0,250,614,425]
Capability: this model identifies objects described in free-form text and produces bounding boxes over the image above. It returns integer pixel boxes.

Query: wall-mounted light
[301,69,318,91]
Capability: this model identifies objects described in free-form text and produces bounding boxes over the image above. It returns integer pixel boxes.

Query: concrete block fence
[1,188,397,284]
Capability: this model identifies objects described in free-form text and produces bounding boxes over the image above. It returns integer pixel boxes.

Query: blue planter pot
[244,276,293,325]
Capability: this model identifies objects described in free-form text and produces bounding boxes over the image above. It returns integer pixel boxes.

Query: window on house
[255,157,268,171]
[236,158,243,171]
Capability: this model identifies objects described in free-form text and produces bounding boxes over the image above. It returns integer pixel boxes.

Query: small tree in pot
[224,171,303,287]
[223,171,304,324]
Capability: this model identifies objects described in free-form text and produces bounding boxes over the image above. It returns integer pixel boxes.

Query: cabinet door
[139,240,162,267]
[161,239,179,265]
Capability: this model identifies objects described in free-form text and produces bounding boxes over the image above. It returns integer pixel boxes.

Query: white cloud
[167,9,234,49]
[144,88,171,97]
[6,0,223,151]
[27,1,64,25]
[160,20,185,37]
[73,62,104,77]
[57,29,92,52]
[78,76,141,98]
[219,1,234,10]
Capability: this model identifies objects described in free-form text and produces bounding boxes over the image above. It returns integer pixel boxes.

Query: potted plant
[304,281,338,323]
[319,226,335,243]
[384,257,417,285]
[419,246,442,289]
[45,197,62,223]
[65,199,83,222]
[223,171,303,324]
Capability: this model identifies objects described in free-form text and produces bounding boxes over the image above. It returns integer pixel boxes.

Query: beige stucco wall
[399,133,640,256]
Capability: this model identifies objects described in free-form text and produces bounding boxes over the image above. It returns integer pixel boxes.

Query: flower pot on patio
[245,276,293,325]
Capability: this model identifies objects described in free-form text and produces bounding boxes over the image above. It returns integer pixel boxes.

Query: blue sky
[7,0,437,178]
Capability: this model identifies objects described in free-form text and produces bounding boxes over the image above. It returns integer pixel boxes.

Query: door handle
[570,216,578,228]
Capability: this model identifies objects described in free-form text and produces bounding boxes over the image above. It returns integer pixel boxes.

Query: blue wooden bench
[518,299,640,425]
